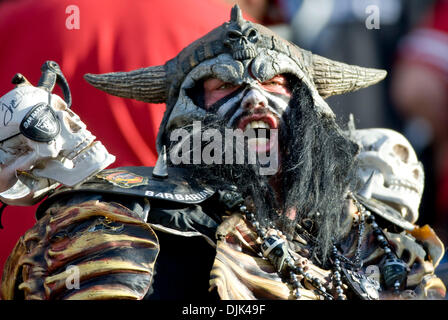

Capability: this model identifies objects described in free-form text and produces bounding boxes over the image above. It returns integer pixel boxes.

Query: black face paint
[187,74,294,131]
[266,91,291,104]
[207,86,245,113]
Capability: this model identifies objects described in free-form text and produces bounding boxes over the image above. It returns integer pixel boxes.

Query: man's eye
[217,83,235,90]
[264,80,282,86]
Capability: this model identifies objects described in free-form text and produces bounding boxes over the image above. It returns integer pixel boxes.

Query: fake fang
[182,304,216,317]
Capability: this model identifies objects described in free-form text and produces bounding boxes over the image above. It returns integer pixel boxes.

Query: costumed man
[0,6,445,300]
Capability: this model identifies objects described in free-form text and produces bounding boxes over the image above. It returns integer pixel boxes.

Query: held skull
[0,76,115,204]
[352,128,424,224]
[30,90,115,186]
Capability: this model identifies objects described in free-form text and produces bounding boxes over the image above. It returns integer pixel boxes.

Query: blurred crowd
[1,0,448,291]
[274,0,448,285]
[276,0,448,286]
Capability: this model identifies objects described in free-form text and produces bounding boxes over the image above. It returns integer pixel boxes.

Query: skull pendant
[261,234,289,273]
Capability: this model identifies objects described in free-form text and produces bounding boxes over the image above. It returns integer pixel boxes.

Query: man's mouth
[237,113,278,153]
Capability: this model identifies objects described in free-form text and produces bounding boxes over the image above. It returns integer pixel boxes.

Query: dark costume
[1,6,445,300]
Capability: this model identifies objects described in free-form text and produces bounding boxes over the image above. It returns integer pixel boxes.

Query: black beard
[166,82,359,265]
[278,83,359,263]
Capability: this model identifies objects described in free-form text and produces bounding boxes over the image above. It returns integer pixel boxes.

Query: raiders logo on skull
[19,102,60,142]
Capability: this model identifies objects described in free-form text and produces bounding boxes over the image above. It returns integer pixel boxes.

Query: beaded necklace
[233,191,408,300]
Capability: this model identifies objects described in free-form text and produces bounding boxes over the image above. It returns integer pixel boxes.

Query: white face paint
[229,86,289,154]
[160,50,331,152]
[353,128,424,223]
[199,75,291,158]
[0,84,115,205]
[223,86,289,127]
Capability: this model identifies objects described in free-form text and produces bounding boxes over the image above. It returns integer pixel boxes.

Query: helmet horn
[312,54,387,98]
[84,65,167,103]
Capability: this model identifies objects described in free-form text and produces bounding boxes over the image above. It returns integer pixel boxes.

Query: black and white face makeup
[201,74,292,154]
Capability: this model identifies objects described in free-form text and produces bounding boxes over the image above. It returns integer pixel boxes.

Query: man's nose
[241,88,268,111]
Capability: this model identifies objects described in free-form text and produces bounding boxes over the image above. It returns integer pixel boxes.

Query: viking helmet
[85,5,386,152]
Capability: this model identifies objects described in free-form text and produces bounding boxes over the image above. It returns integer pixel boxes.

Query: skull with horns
[84,5,387,157]
[0,61,115,206]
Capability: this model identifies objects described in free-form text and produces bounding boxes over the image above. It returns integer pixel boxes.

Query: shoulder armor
[37,166,216,216]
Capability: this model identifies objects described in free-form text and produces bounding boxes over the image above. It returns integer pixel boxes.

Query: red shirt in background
[0,0,240,282]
